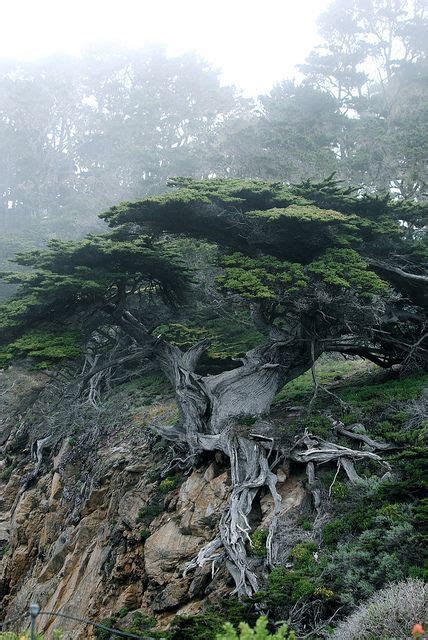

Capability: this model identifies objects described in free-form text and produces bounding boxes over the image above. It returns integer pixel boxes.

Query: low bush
[139,529,151,542]
[170,600,255,640]
[170,610,229,640]
[267,565,317,605]
[216,616,296,639]
[94,618,116,640]
[322,518,351,545]
[131,612,156,630]
[250,529,268,557]
[159,477,177,493]
[330,480,349,501]
[289,541,317,571]
[135,499,163,524]
[331,578,427,640]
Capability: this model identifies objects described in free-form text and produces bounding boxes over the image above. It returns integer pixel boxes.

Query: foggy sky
[1,0,331,95]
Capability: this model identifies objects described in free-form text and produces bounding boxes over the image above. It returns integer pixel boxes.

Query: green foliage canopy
[0,176,426,371]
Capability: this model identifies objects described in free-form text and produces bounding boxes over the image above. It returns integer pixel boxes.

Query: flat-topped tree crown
[0,176,426,371]
[99,176,408,310]
[102,177,402,263]
[99,176,426,368]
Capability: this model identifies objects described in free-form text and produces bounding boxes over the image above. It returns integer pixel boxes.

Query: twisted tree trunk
[109,309,391,596]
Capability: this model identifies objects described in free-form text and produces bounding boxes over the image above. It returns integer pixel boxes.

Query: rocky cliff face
[0,366,307,639]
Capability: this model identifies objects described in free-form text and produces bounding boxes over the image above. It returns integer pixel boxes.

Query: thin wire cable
[39,610,160,639]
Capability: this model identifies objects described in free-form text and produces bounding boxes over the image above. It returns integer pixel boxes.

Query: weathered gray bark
[332,421,396,451]
[153,344,392,595]
[108,308,392,596]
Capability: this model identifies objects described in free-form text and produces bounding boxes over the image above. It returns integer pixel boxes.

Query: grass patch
[274,355,375,405]
[338,372,428,411]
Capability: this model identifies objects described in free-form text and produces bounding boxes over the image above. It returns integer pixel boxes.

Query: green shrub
[0,346,12,369]
[170,611,227,640]
[1,464,14,483]
[121,611,161,637]
[289,541,317,571]
[94,618,117,640]
[250,529,268,557]
[159,477,177,493]
[268,565,289,596]
[376,502,411,522]
[298,516,313,531]
[267,566,317,605]
[139,529,151,542]
[324,515,418,608]
[136,500,163,524]
[346,504,376,532]
[331,579,426,640]
[170,601,255,640]
[412,498,428,547]
[322,518,351,545]
[216,616,296,639]
[379,447,427,500]
[408,565,428,580]
[238,416,257,426]
[330,481,349,501]
[131,612,156,630]
[313,585,334,599]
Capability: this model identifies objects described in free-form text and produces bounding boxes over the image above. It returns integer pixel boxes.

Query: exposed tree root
[80,315,396,597]
[331,420,396,451]
[305,461,324,529]
[177,424,392,596]
[289,431,390,472]
[146,334,394,596]
[308,341,349,413]
[184,433,282,595]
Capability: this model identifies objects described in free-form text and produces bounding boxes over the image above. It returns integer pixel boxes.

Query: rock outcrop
[0,367,308,638]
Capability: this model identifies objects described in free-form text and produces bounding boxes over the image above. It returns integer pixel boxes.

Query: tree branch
[249,303,287,341]
[369,259,428,285]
